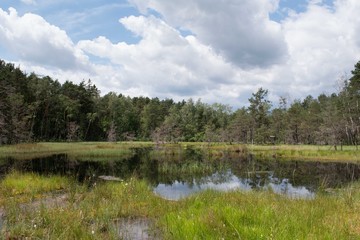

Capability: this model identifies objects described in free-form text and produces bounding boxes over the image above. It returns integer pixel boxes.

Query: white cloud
[128,0,287,68]
[0,7,90,71]
[1,0,360,108]
[78,15,241,102]
[119,0,359,104]
[277,0,360,97]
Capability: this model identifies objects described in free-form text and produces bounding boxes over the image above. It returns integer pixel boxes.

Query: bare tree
[67,121,80,142]
[107,122,117,142]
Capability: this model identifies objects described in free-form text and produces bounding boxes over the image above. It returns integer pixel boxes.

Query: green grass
[1,172,360,239]
[0,172,71,205]
[0,175,173,239]
[0,142,147,160]
[1,172,69,195]
[161,188,360,239]
[250,144,360,162]
[0,142,358,162]
[158,161,228,178]
[0,142,359,238]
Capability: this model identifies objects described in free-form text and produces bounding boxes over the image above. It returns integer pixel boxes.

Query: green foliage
[1,59,360,146]
[248,88,271,143]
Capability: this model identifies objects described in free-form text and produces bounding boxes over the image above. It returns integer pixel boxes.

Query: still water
[154,171,315,200]
[0,147,359,200]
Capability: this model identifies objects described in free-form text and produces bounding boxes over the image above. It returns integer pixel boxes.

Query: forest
[0,59,359,146]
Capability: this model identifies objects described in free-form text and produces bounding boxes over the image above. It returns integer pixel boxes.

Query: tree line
[0,59,359,147]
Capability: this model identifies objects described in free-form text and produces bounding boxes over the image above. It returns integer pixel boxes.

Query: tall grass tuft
[0,171,71,205]
[160,188,360,239]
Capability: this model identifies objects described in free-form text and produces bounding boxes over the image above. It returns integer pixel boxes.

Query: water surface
[1,147,359,200]
[154,171,315,200]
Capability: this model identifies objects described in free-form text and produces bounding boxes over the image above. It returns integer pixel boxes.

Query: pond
[154,171,316,200]
[0,147,359,200]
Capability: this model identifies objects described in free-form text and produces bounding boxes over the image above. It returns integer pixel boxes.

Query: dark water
[0,147,359,200]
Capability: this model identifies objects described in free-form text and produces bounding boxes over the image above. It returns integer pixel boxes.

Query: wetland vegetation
[1,59,360,148]
[0,55,359,239]
[0,169,360,239]
[0,142,359,239]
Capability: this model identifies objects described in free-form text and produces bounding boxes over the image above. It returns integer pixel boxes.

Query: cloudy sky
[1,0,359,108]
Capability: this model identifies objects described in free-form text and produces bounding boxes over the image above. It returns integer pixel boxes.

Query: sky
[0,0,359,108]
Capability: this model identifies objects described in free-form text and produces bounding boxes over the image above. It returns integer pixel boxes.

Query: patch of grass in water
[0,172,71,204]
[158,161,227,177]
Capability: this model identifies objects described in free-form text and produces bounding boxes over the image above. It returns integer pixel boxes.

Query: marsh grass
[158,161,228,177]
[150,143,248,163]
[0,142,359,238]
[161,186,360,239]
[249,144,359,162]
[1,142,358,162]
[0,171,359,239]
[0,175,174,239]
[0,172,71,205]
[0,142,140,161]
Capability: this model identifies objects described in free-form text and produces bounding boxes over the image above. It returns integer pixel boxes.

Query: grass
[1,172,68,195]
[250,144,360,162]
[0,171,71,205]
[0,142,146,161]
[0,174,173,239]
[159,161,220,175]
[0,172,359,239]
[1,141,358,162]
[0,142,359,238]
[157,161,229,181]
[161,187,360,239]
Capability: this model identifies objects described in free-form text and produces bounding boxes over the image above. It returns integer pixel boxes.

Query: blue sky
[0,0,359,107]
[1,0,308,43]
[0,1,138,48]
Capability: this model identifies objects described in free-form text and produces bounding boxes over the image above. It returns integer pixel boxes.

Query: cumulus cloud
[78,15,240,101]
[124,0,360,104]
[0,7,90,71]
[277,0,360,97]
[128,0,287,68]
[1,0,360,108]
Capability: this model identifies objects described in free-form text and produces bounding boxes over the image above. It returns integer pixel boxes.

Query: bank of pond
[0,142,359,239]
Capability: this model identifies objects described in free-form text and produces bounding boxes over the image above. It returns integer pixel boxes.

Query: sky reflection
[153,171,315,200]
